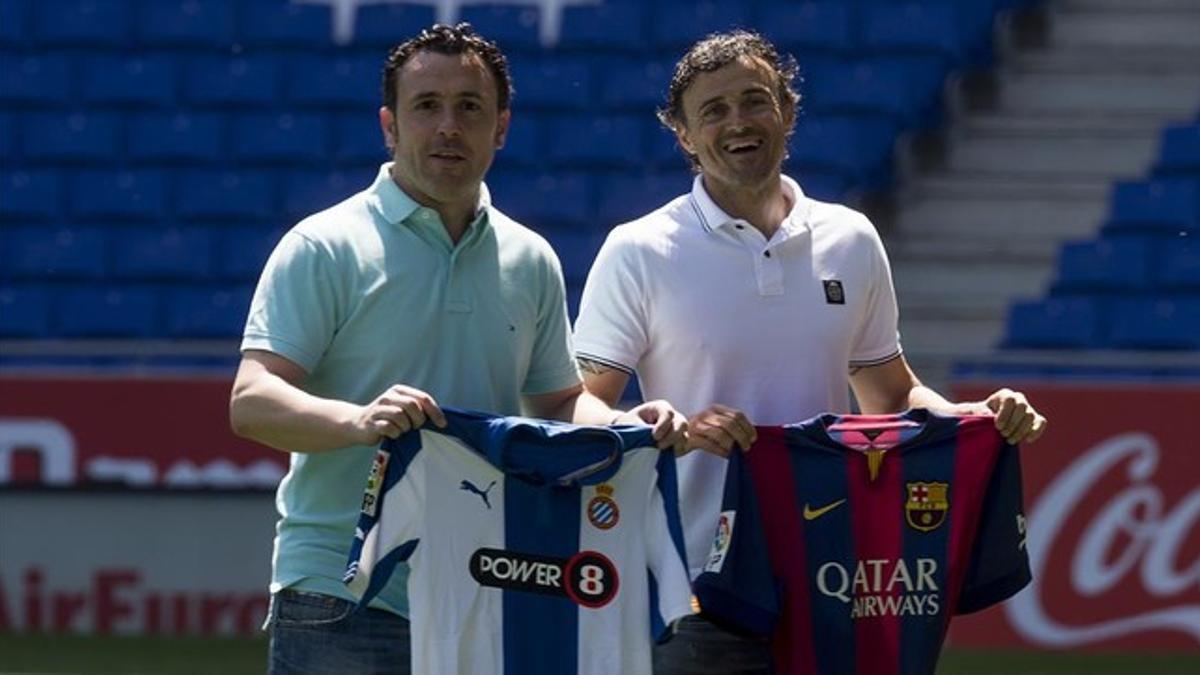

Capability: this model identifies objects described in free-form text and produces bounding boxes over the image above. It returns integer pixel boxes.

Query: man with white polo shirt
[573,30,1048,674]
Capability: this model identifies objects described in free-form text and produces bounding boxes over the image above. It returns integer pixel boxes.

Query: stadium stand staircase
[887,0,1200,387]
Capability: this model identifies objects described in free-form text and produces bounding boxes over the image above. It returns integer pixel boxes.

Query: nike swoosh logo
[803,498,847,521]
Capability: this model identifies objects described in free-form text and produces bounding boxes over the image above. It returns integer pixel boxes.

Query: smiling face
[673,55,794,194]
[379,49,509,212]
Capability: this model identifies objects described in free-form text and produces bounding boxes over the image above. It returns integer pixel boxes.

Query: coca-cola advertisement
[950,382,1200,652]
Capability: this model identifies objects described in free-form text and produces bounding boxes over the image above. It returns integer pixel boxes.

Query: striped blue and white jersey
[344,409,693,675]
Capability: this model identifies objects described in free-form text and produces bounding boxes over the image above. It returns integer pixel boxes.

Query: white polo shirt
[574,174,902,576]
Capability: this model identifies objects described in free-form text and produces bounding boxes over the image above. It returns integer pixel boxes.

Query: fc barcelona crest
[905,482,949,532]
[587,484,620,530]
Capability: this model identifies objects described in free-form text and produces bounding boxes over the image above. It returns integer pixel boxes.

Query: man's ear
[379,106,396,152]
[494,108,511,150]
[674,123,696,156]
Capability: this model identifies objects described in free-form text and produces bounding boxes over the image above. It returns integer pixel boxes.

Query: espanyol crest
[587,484,619,530]
[905,482,949,532]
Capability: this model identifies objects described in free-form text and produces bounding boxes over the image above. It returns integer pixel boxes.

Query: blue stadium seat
[1054,236,1155,292]
[787,167,851,203]
[645,120,683,168]
[282,168,374,219]
[1002,296,1102,349]
[128,112,224,163]
[217,226,284,281]
[351,4,436,47]
[1108,296,1200,350]
[1157,237,1200,290]
[82,56,177,107]
[73,170,168,221]
[460,4,542,51]
[287,56,380,108]
[807,57,947,129]
[600,59,673,109]
[1156,124,1200,176]
[651,1,752,49]
[138,0,234,47]
[2,226,107,279]
[540,229,607,286]
[22,112,121,163]
[486,171,593,229]
[1105,179,1200,233]
[165,285,253,338]
[233,113,330,164]
[759,2,855,55]
[334,114,387,164]
[33,0,130,46]
[0,171,60,220]
[176,171,275,221]
[493,114,541,168]
[111,226,214,280]
[508,59,595,110]
[0,54,72,104]
[187,56,281,106]
[0,114,9,158]
[56,286,161,338]
[0,285,53,338]
[238,0,335,47]
[0,1,27,45]
[789,114,898,189]
[547,115,643,166]
[861,2,969,64]
[596,170,692,226]
[559,2,648,51]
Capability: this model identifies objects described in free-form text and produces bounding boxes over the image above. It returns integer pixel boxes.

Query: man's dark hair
[657,30,800,165]
[382,23,513,111]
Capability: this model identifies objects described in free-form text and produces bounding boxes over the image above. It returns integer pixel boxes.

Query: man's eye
[415,100,438,111]
[701,105,725,120]
[461,101,482,112]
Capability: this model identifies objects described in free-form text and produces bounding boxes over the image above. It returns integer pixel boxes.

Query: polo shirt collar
[689,173,812,237]
[368,162,492,229]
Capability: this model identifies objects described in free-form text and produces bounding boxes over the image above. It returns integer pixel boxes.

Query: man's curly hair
[382,23,513,111]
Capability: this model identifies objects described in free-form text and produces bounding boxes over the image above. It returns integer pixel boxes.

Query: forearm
[905,385,976,415]
[230,372,363,453]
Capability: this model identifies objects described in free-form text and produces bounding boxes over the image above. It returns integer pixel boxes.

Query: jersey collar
[689,173,813,239]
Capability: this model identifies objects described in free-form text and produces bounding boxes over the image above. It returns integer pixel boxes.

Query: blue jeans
[654,615,772,674]
[266,589,411,675]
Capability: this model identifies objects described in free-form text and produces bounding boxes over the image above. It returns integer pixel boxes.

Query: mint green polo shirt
[241,164,582,616]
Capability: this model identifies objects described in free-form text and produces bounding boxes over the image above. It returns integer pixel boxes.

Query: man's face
[675,56,793,191]
[380,50,509,208]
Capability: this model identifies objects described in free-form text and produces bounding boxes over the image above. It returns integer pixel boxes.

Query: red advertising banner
[950,382,1200,652]
[0,375,285,488]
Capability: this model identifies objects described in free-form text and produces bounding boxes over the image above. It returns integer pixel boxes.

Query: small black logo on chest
[823,280,845,305]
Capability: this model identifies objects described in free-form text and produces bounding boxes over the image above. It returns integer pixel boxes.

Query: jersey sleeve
[848,216,902,368]
[956,442,1032,614]
[692,451,779,636]
[344,433,425,607]
[573,227,649,375]
[644,450,694,643]
[521,241,584,395]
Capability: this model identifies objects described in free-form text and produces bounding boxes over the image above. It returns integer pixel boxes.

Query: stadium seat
[1108,296,1200,350]
[56,285,161,338]
[82,56,177,107]
[111,226,214,281]
[0,285,53,338]
[1002,296,1103,349]
[596,170,692,226]
[186,56,281,106]
[165,285,253,338]
[2,226,107,279]
[238,0,335,47]
[21,112,121,163]
[137,0,234,47]
[651,1,752,50]
[176,171,275,221]
[486,171,593,229]
[73,169,169,221]
[599,59,673,110]
[861,2,969,65]
[1105,178,1200,233]
[0,114,9,158]
[217,226,284,282]
[334,114,387,164]
[645,121,683,168]
[33,0,130,47]
[547,115,644,167]
[0,1,26,45]
[789,114,898,189]
[287,56,380,108]
[0,54,72,104]
[233,113,330,164]
[507,59,595,110]
[559,2,648,51]
[495,114,541,168]
[1053,236,1155,292]
[539,229,607,286]
[787,167,851,203]
[460,5,542,51]
[351,4,436,47]
[128,112,224,163]
[1157,237,1200,290]
[1155,124,1200,176]
[807,57,948,129]
[758,2,855,55]
[282,168,374,220]
[0,171,61,220]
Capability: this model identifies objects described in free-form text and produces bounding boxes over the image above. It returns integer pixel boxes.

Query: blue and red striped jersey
[694,409,1030,675]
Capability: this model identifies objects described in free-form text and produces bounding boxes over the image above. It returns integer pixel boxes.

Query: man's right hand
[353,384,448,444]
[687,404,757,457]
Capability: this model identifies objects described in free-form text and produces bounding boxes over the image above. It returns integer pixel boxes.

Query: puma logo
[460,479,497,509]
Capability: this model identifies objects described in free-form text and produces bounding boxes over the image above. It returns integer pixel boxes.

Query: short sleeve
[849,220,902,367]
[521,246,584,395]
[573,228,649,375]
[644,451,694,642]
[957,443,1032,614]
[344,434,425,606]
[241,230,341,372]
[692,451,779,636]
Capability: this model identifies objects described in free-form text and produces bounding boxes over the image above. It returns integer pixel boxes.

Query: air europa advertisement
[950,382,1199,652]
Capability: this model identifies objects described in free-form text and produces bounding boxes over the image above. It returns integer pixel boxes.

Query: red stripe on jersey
[943,417,1001,625]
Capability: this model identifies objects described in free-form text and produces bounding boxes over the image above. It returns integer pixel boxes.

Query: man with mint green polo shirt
[229,24,686,675]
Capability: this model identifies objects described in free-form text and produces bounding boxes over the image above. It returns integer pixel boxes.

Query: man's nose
[435,109,462,137]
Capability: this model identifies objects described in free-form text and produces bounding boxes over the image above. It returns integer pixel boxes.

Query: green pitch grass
[1,636,1197,674]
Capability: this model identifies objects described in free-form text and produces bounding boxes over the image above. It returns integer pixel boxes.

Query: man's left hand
[615,400,689,455]
[977,388,1048,445]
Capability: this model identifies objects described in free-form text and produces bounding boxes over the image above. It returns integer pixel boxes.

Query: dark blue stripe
[899,429,955,675]
[504,479,580,674]
[357,539,418,608]
[788,427,856,675]
[649,450,686,642]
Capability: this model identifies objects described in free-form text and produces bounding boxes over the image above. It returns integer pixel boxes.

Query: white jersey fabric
[574,174,902,577]
[344,409,692,675]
